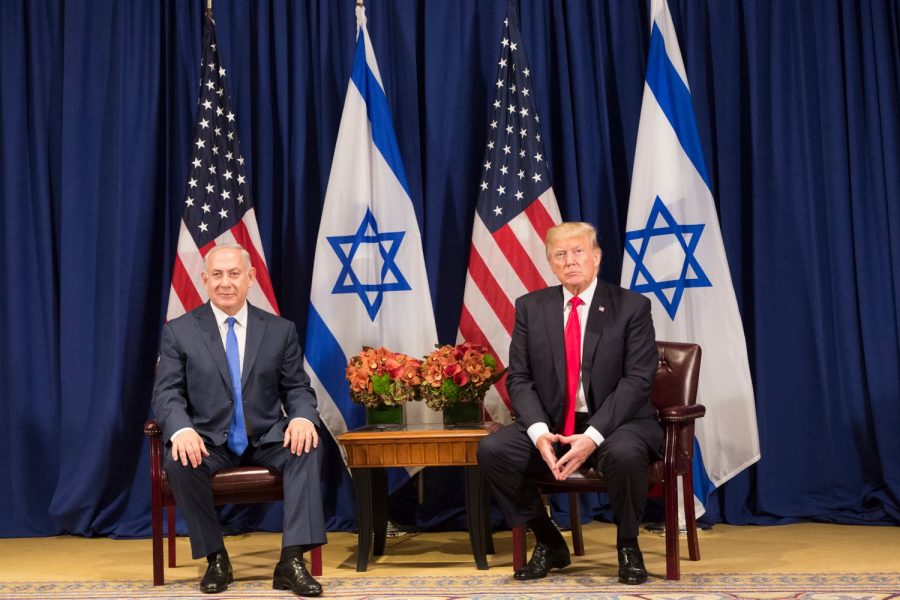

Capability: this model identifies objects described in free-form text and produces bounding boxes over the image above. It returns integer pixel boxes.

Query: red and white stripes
[458,190,561,422]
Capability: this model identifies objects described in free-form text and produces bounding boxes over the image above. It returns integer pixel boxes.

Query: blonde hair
[544,222,599,258]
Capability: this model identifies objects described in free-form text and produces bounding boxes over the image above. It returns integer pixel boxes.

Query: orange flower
[345,347,423,407]
[418,343,503,410]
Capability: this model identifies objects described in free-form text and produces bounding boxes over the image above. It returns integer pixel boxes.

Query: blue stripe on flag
[350,35,412,198]
[692,439,715,504]
[645,23,711,190]
[304,304,365,430]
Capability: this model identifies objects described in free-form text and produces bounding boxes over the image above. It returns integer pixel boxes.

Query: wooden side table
[337,423,498,571]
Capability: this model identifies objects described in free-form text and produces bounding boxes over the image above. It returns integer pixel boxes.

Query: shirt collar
[562,276,598,309]
[210,301,249,328]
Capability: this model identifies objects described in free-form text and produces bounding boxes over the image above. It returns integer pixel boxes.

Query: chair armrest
[658,404,706,423]
[144,419,162,437]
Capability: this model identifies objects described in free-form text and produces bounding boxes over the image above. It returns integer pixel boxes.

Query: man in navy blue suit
[152,244,325,596]
[478,222,661,585]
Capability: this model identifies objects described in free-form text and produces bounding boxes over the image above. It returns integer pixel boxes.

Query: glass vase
[365,404,404,430]
[442,398,485,428]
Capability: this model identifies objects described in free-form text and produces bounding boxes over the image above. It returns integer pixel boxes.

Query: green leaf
[371,373,391,395]
[440,378,460,400]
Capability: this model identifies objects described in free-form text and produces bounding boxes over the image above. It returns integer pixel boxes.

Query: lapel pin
[598,305,606,312]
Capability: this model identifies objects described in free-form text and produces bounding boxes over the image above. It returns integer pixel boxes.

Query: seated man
[152,244,325,597]
[477,222,662,584]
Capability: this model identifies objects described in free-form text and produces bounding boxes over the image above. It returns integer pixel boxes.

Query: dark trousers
[164,440,326,559]
[476,420,654,539]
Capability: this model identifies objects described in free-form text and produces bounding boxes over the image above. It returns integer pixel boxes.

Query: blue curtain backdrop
[1,0,898,538]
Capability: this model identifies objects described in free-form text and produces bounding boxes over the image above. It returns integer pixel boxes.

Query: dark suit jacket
[506,278,662,451]
[152,302,319,448]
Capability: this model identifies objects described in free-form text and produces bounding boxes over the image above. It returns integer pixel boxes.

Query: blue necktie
[225,317,249,456]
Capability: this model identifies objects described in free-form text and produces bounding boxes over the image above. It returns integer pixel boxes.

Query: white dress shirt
[526,277,605,448]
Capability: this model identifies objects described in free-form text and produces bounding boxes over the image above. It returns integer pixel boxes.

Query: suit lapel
[195,303,233,394]
[581,280,611,405]
[242,304,266,389]
[542,287,567,391]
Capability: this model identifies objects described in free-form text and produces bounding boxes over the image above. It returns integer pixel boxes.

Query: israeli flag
[304,5,439,438]
[621,0,760,514]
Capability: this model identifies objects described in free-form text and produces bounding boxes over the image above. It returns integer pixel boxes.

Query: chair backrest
[652,341,702,473]
[652,341,701,412]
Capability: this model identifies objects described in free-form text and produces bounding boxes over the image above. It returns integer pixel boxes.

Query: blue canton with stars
[327,208,411,321]
[624,196,712,320]
[182,15,253,248]
[475,9,552,232]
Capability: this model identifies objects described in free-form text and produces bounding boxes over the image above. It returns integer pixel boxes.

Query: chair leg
[310,546,322,577]
[150,434,165,585]
[167,500,177,568]
[682,471,700,561]
[568,493,584,556]
[663,475,681,580]
[511,525,527,571]
[663,426,681,580]
[151,485,164,586]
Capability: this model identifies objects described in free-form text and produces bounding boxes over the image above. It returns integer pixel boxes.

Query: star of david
[624,196,712,320]
[328,208,411,321]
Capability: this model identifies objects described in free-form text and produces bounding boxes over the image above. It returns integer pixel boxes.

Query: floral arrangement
[419,342,501,411]
[345,347,423,408]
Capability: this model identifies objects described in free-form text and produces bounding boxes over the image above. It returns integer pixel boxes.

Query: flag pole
[206,0,212,18]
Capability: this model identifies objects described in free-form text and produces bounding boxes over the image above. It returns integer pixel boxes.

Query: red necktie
[563,296,583,436]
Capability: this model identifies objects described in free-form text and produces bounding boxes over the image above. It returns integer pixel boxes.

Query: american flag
[458,8,562,422]
[166,14,278,321]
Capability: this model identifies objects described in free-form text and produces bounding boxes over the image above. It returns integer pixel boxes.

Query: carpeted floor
[2,573,899,599]
[1,522,898,599]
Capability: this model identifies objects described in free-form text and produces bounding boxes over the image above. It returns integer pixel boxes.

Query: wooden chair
[511,341,704,580]
[144,420,322,585]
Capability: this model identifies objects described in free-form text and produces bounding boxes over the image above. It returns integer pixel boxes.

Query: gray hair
[204,244,252,271]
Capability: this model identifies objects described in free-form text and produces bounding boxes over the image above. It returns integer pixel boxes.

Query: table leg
[372,468,388,556]
[351,467,373,572]
[482,475,494,555]
[464,465,489,570]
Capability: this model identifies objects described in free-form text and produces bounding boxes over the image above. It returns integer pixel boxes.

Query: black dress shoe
[514,542,571,580]
[200,552,233,594]
[617,545,648,584]
[273,556,323,597]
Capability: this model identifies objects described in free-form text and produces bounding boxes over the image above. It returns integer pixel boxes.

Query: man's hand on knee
[284,418,318,455]
[171,429,209,468]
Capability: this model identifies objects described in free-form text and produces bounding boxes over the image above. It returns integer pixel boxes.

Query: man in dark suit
[477,222,661,584]
[152,244,325,597]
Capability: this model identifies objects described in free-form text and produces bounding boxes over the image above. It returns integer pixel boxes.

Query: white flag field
[304,5,439,439]
[621,0,760,513]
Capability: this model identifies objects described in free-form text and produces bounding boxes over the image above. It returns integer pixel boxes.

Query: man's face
[548,234,601,295]
[201,248,256,315]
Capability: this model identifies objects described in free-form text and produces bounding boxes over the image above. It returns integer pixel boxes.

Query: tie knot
[226,316,237,329]
[569,296,583,309]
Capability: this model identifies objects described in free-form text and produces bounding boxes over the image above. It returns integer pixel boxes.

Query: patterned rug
[2,573,898,599]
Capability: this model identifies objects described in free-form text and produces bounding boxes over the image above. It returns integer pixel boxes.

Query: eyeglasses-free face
[547,234,601,295]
